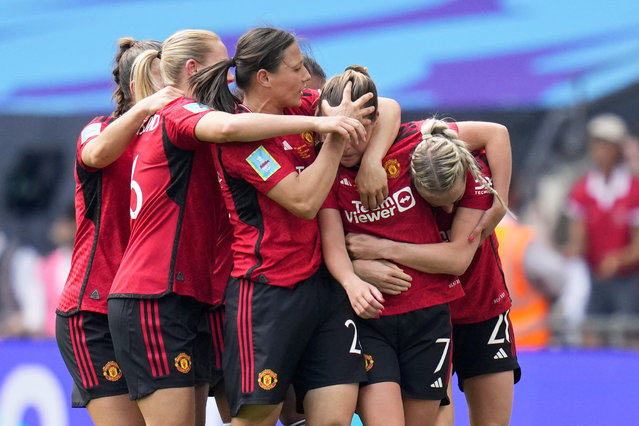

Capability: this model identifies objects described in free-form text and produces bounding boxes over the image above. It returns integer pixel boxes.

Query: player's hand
[320,81,375,125]
[346,233,386,259]
[343,276,385,319]
[597,254,622,280]
[468,198,507,243]
[352,259,412,295]
[140,86,184,116]
[355,157,388,210]
[312,115,367,145]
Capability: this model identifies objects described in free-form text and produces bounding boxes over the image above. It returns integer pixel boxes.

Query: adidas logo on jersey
[282,140,293,150]
[430,377,443,388]
[340,177,353,186]
[493,348,508,359]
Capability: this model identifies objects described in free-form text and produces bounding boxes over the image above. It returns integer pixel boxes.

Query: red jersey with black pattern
[57,116,134,315]
[110,97,230,305]
[323,120,464,316]
[212,89,322,288]
[435,152,512,324]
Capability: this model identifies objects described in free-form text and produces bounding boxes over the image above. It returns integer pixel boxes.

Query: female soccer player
[187,26,404,426]
[55,37,184,426]
[317,66,513,426]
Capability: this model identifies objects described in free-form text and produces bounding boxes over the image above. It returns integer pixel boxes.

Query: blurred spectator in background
[37,206,75,336]
[495,173,580,348]
[562,113,639,346]
[496,215,591,347]
[622,132,639,177]
[0,207,74,338]
[0,229,45,337]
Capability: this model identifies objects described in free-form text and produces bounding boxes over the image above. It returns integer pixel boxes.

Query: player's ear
[256,69,271,88]
[185,58,199,77]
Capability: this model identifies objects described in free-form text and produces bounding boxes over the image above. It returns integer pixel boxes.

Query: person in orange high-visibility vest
[495,216,563,347]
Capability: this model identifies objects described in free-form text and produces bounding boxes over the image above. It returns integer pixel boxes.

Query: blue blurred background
[1,1,639,424]
[1,0,639,250]
[1,0,638,114]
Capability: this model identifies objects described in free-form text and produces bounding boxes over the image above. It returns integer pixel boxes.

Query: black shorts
[452,310,521,391]
[223,266,367,416]
[357,303,452,401]
[206,304,225,390]
[107,293,221,400]
[55,311,130,407]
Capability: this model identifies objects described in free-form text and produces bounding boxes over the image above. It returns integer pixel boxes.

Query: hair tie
[157,51,162,60]
[230,57,236,67]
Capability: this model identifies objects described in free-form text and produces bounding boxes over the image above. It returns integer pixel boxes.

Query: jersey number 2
[344,319,362,355]
[488,310,511,345]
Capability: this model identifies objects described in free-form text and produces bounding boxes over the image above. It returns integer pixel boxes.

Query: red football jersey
[213,90,323,288]
[57,116,133,314]
[567,166,639,277]
[110,97,230,305]
[436,152,512,323]
[323,120,464,316]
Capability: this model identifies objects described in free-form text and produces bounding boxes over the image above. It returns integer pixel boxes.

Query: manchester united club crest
[301,131,314,145]
[174,353,192,374]
[258,369,278,390]
[364,354,374,372]
[292,132,315,160]
[102,361,122,382]
[383,158,400,179]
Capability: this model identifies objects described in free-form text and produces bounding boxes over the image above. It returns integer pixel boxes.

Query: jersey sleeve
[76,116,112,172]
[457,153,493,210]
[164,99,214,150]
[218,139,298,194]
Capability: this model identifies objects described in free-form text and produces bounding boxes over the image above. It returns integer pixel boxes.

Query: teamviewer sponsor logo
[393,186,416,212]
[474,176,493,195]
[344,186,416,224]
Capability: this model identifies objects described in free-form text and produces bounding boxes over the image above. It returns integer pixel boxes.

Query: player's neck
[243,91,282,115]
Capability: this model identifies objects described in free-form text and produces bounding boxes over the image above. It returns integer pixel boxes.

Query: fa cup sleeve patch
[182,102,210,114]
[246,146,281,181]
